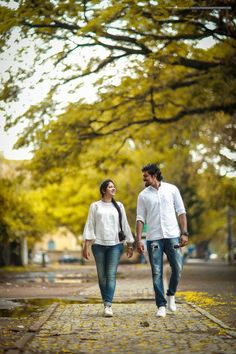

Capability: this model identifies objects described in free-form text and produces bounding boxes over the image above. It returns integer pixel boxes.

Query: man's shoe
[167,295,177,312]
[103,306,113,317]
[156,306,166,317]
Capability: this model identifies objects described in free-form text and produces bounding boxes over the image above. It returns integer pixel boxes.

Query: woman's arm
[83,203,96,241]
[82,203,97,260]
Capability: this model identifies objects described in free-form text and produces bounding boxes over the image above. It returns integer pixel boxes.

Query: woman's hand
[126,244,133,258]
[82,240,92,260]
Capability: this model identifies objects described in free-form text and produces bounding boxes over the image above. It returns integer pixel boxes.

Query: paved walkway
[5,275,236,354]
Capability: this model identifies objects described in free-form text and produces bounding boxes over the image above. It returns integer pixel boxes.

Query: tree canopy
[1,1,235,170]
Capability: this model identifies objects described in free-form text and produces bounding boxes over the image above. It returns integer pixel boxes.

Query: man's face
[143,172,156,187]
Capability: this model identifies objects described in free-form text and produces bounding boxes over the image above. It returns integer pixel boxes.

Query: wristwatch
[181,231,189,236]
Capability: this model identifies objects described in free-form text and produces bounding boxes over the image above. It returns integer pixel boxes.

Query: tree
[0,156,51,265]
[0,0,235,170]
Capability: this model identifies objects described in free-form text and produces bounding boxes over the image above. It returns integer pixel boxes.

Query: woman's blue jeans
[147,238,183,308]
[92,243,124,307]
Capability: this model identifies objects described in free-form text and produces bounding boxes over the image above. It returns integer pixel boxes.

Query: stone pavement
[4,273,236,354]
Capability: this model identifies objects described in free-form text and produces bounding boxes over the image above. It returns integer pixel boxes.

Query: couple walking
[82,163,189,318]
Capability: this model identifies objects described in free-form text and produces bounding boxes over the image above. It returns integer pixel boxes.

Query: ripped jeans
[147,238,183,308]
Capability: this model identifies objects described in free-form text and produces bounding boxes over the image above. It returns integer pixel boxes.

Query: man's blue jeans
[147,238,183,308]
[92,243,124,306]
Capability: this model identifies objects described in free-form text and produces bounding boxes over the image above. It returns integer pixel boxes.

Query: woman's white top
[83,200,134,246]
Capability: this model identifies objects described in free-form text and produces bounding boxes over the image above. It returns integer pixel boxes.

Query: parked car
[58,254,83,264]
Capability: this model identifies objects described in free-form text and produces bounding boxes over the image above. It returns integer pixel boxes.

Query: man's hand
[180,235,189,247]
[137,240,145,254]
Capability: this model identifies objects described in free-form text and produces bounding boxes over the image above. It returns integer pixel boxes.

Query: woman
[82,179,134,317]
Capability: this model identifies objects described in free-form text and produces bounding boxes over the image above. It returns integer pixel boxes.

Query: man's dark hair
[142,163,163,181]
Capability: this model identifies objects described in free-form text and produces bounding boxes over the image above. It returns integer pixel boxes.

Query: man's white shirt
[136,182,186,240]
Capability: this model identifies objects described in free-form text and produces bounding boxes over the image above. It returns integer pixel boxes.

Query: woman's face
[104,182,116,198]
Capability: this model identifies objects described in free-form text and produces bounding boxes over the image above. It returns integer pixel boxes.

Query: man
[136,163,189,318]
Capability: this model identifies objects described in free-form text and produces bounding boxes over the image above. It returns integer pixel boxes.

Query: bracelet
[181,231,189,236]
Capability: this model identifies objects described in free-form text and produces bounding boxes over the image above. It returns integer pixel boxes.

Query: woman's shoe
[103,306,113,317]
[156,306,166,317]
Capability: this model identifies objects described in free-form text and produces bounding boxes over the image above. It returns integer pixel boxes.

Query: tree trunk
[227,206,234,265]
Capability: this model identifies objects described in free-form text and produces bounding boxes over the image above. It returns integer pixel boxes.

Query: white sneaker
[103,306,113,317]
[167,295,177,312]
[156,306,166,317]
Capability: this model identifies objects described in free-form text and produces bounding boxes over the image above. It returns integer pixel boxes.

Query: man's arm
[136,220,145,253]
[178,213,189,247]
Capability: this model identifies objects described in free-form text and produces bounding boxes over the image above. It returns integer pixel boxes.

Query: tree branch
[77,102,236,140]
[95,38,150,55]
[100,31,152,54]
[22,20,80,32]
[172,57,222,70]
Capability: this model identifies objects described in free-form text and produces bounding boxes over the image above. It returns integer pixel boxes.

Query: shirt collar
[148,183,162,192]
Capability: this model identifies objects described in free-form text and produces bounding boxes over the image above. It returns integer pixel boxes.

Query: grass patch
[0,265,55,273]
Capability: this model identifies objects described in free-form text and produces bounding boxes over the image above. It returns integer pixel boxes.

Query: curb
[188,302,236,338]
[5,303,59,354]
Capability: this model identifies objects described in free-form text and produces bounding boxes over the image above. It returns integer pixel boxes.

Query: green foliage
[29,175,99,236]
[0,156,52,245]
[0,6,17,38]
[0,176,45,243]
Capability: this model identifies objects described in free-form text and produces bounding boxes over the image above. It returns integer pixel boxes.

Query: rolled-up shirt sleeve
[136,194,146,223]
[119,202,134,243]
[83,203,96,240]
[173,186,186,216]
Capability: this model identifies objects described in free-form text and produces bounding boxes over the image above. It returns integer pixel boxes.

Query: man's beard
[144,181,150,187]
